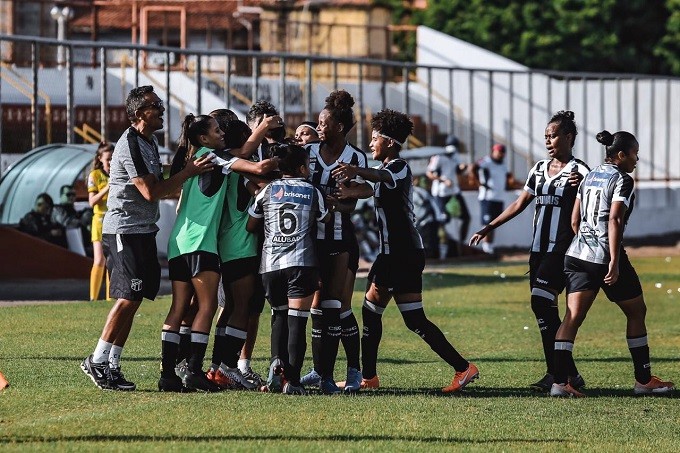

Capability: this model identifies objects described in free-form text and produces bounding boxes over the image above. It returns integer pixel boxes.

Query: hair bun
[326,90,355,110]
[556,110,574,121]
[596,130,614,146]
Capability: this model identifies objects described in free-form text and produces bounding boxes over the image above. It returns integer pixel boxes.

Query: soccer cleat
[266,358,286,393]
[359,375,380,390]
[183,369,222,393]
[219,366,258,390]
[300,368,321,387]
[158,375,189,392]
[241,366,265,387]
[319,377,342,395]
[443,362,479,393]
[339,375,380,390]
[529,373,555,392]
[282,382,307,395]
[206,368,237,389]
[81,355,113,390]
[341,367,363,393]
[569,374,586,390]
[550,382,586,397]
[634,376,675,395]
[109,367,136,391]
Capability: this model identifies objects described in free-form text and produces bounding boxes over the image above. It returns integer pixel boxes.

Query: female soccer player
[204,118,279,390]
[469,111,589,392]
[550,130,674,397]
[294,121,319,146]
[87,141,114,301]
[159,114,227,392]
[332,108,478,393]
[247,143,329,395]
[301,90,370,394]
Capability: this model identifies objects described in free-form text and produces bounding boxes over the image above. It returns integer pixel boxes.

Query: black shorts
[564,251,642,302]
[262,267,320,308]
[103,233,160,302]
[367,250,426,294]
[480,200,504,225]
[168,251,220,282]
[219,256,265,315]
[529,252,567,293]
[317,238,360,274]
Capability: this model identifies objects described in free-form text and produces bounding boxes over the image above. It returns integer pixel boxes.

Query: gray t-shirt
[103,127,163,234]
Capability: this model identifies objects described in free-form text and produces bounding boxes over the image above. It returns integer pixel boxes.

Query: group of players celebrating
[81,84,673,397]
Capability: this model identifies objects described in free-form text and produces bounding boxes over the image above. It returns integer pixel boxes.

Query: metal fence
[1,34,680,181]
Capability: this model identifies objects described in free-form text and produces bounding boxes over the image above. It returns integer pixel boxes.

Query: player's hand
[185,155,214,176]
[260,157,279,174]
[332,162,358,184]
[259,114,284,131]
[568,171,583,187]
[333,185,353,200]
[443,178,453,187]
[604,262,619,285]
[469,227,491,246]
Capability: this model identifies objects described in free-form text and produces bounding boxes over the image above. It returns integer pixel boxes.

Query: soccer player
[550,130,674,397]
[332,108,479,393]
[247,143,330,395]
[469,110,589,392]
[300,90,370,394]
[294,121,320,146]
[87,142,114,301]
[81,86,213,391]
[205,118,280,390]
[160,114,228,393]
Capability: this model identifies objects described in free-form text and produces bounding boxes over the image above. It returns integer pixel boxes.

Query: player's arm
[228,114,283,159]
[246,187,267,232]
[230,157,279,176]
[469,189,535,245]
[88,174,109,208]
[133,156,213,202]
[332,162,392,184]
[604,201,626,285]
[570,197,581,235]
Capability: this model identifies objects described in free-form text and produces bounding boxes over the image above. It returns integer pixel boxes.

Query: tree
[404,0,676,75]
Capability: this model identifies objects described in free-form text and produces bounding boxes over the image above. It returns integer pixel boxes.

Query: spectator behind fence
[469,143,513,255]
[425,134,471,258]
[19,193,67,248]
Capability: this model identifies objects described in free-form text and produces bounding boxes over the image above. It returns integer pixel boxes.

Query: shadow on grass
[0,433,569,445]
[304,386,678,399]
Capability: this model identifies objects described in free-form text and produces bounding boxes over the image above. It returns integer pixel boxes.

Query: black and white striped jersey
[306,142,368,242]
[567,163,635,264]
[373,158,424,255]
[523,157,590,253]
[248,177,327,272]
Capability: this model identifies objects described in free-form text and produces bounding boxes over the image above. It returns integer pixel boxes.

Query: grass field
[1,255,679,452]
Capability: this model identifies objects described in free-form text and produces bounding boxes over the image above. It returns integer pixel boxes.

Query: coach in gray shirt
[81,86,213,391]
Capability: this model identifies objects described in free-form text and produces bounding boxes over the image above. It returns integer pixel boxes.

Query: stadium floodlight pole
[50,6,73,70]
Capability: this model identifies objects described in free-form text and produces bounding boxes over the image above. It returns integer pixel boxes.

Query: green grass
[1,256,679,452]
